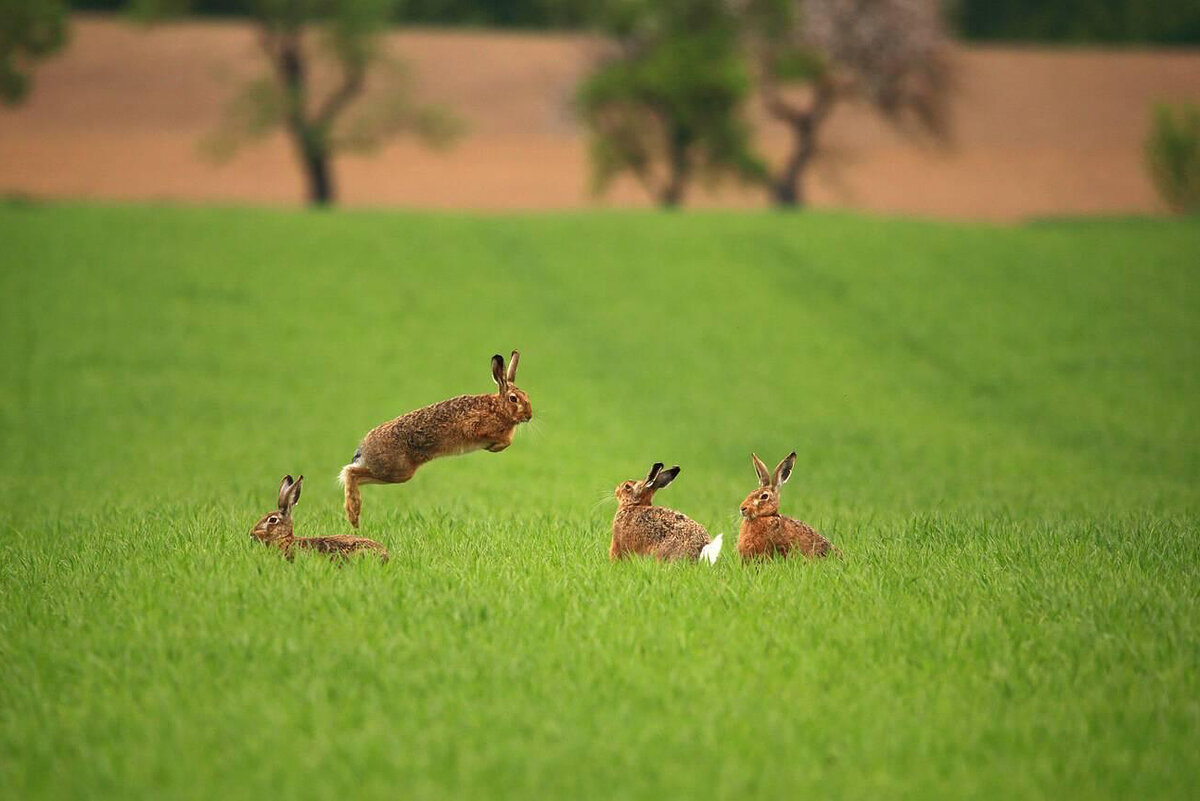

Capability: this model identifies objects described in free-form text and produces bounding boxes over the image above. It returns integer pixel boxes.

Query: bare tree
[740,0,952,207]
[138,0,460,206]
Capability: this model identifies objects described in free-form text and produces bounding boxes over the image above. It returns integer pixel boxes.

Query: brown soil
[2,15,1198,220]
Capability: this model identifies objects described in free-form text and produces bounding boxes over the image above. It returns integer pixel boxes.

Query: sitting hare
[252,475,388,562]
[339,350,533,528]
[737,452,836,560]
[611,462,722,563]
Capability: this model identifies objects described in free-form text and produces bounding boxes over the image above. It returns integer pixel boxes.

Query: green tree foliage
[134,0,461,206]
[1,0,68,104]
[1145,103,1200,214]
[577,0,764,208]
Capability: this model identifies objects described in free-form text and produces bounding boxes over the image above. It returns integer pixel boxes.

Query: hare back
[612,506,710,561]
[738,516,831,560]
[358,394,510,480]
[781,516,834,558]
[296,535,389,562]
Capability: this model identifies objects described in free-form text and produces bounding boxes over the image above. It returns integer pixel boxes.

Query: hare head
[740,452,796,520]
[491,350,533,424]
[615,462,681,508]
[251,474,303,547]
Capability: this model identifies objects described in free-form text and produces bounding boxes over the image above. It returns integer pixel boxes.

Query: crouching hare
[339,350,533,528]
[252,475,388,562]
[737,452,837,560]
[611,462,722,564]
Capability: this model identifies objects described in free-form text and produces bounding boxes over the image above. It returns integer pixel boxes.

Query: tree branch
[758,34,845,126]
[760,67,808,126]
[809,74,835,127]
[262,29,308,137]
[315,59,366,129]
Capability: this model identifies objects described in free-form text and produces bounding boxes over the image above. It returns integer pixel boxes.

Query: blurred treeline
[70,0,1200,44]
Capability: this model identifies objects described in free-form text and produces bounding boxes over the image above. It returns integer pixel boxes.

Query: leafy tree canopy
[578,0,764,206]
[1,0,68,104]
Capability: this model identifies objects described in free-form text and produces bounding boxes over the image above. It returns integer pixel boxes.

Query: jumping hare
[339,350,533,528]
[737,452,836,560]
[611,462,722,563]
[251,475,389,562]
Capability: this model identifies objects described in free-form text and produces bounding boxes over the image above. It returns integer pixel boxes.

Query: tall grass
[0,205,1197,800]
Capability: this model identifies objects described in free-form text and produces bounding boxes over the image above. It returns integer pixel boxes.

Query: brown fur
[251,475,388,563]
[340,350,533,528]
[736,452,837,560]
[610,463,713,562]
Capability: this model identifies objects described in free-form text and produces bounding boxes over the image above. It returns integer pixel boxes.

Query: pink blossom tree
[740,0,953,207]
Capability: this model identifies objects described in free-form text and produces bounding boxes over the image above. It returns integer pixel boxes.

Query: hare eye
[509,394,518,403]
[267,515,280,525]
[623,483,632,490]
[759,493,769,500]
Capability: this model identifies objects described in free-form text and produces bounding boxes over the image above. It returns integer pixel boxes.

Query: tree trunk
[659,129,689,209]
[772,116,816,208]
[771,158,803,206]
[272,30,336,207]
[761,75,834,210]
[301,143,333,206]
[660,180,685,208]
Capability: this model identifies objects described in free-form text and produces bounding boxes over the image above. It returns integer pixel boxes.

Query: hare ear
[287,475,304,510]
[650,465,681,489]
[644,462,664,485]
[277,475,294,513]
[752,453,771,487]
[773,452,797,488]
[505,350,520,383]
[491,354,507,392]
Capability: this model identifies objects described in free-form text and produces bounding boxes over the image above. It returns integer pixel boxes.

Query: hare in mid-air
[737,452,836,560]
[339,350,533,528]
[251,475,388,562]
[610,462,722,563]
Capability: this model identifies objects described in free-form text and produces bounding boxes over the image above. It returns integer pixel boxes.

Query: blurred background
[1,0,1198,220]
[2,8,1199,798]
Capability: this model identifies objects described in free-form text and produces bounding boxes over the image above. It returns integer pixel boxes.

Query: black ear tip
[670,465,681,474]
[283,474,293,484]
[788,451,797,459]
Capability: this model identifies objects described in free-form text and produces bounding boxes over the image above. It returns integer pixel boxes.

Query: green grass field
[1,204,1197,799]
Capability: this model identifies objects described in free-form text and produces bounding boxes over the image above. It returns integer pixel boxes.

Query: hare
[339,350,533,528]
[251,475,388,562]
[611,462,722,563]
[737,452,836,560]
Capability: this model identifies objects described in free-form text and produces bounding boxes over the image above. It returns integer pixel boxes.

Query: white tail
[700,533,723,565]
